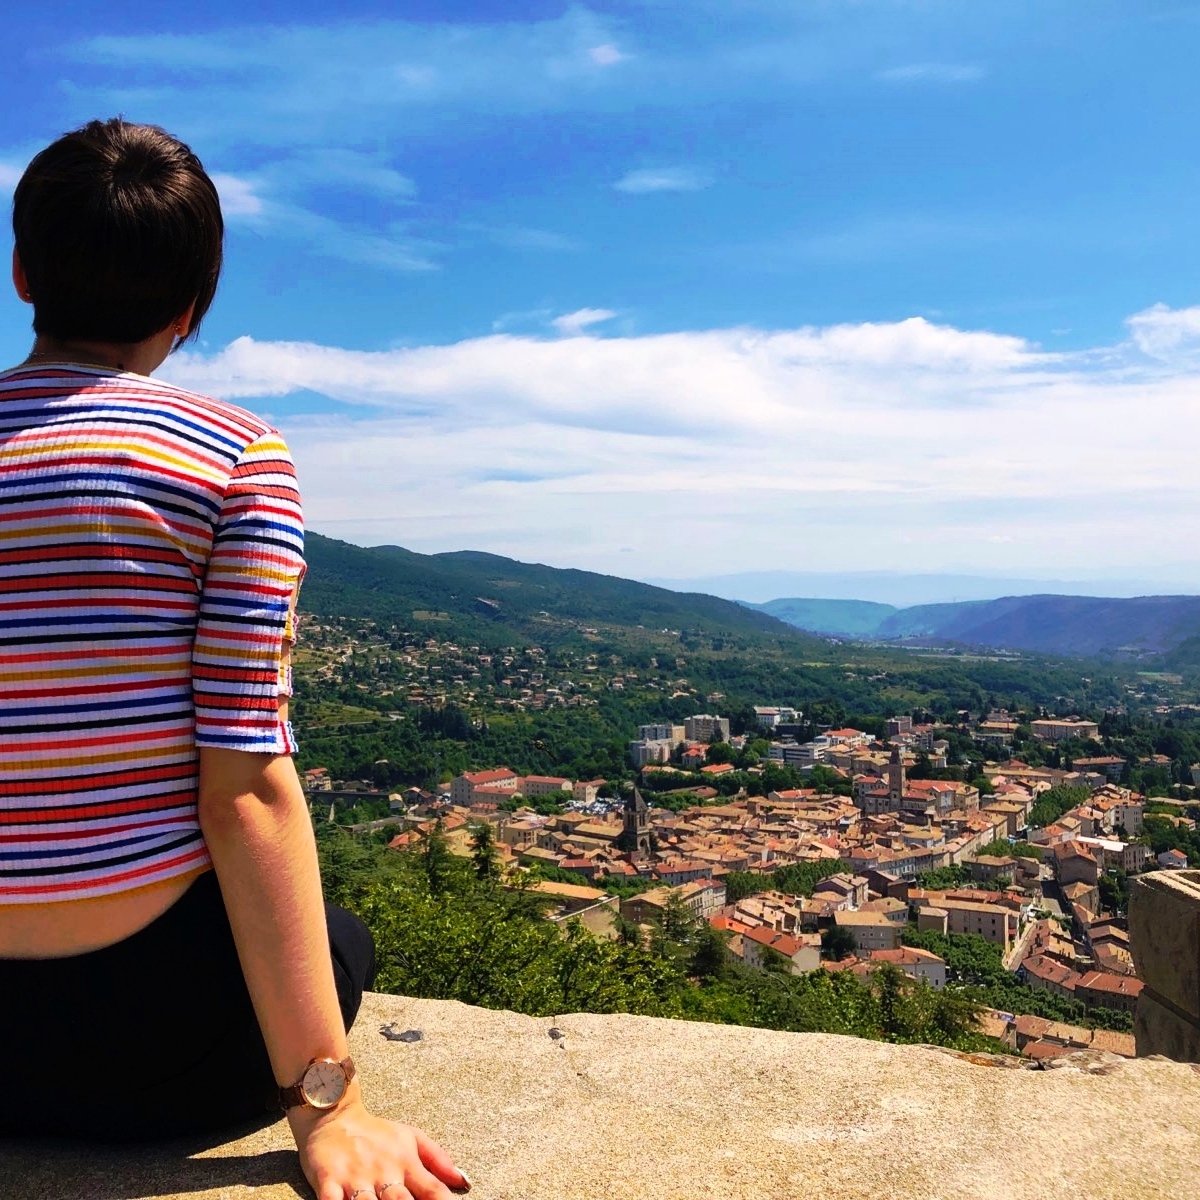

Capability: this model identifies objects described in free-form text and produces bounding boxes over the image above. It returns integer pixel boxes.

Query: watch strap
[278,1055,356,1111]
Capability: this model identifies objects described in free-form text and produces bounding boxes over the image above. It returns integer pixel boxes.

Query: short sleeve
[192,430,306,753]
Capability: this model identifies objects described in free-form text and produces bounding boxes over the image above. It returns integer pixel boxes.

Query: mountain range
[302,533,1200,662]
[748,595,1200,659]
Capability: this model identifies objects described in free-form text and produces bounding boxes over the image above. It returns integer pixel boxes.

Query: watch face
[301,1059,347,1109]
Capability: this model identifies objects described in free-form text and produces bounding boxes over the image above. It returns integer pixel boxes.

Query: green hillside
[299,532,821,650]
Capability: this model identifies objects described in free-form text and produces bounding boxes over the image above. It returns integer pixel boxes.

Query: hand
[290,1095,471,1200]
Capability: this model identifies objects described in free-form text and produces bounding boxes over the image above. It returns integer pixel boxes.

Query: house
[573,779,607,804]
[1019,954,1082,1000]
[741,925,821,974]
[652,859,713,886]
[833,910,904,953]
[812,873,870,909]
[866,946,947,990]
[1055,842,1100,887]
[916,905,949,935]
[938,898,1018,952]
[620,888,672,925]
[450,767,519,805]
[1158,848,1189,870]
[1030,718,1100,742]
[859,897,909,924]
[1076,971,1144,1014]
[969,854,1019,883]
[520,775,572,798]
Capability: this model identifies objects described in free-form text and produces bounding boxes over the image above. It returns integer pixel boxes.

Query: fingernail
[451,1169,473,1194]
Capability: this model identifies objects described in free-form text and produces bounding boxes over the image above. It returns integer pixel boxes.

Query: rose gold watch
[279,1055,356,1112]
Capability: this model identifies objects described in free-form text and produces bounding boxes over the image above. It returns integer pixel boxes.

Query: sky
[4,1,1200,600]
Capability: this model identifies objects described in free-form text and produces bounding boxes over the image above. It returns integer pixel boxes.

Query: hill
[746,597,899,637]
[757,592,1200,658]
[300,532,821,650]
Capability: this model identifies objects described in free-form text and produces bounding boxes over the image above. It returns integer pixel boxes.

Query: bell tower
[888,744,905,806]
[622,787,652,856]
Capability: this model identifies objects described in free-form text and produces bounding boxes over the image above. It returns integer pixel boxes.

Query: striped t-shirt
[0,364,305,904]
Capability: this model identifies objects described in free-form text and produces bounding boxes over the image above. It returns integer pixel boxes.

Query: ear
[12,248,32,304]
[174,299,198,339]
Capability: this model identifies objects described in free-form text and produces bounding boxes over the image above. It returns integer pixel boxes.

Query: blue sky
[4,1,1200,596]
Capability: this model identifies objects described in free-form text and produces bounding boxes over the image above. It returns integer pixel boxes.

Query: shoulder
[129,373,284,452]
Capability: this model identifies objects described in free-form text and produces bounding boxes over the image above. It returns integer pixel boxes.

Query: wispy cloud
[0,159,24,196]
[160,306,1200,577]
[877,63,986,84]
[211,173,263,218]
[588,43,626,66]
[614,166,713,194]
[211,158,431,270]
[63,12,634,148]
[551,308,617,336]
[475,225,582,253]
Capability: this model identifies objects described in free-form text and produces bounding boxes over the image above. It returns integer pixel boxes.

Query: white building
[685,714,731,743]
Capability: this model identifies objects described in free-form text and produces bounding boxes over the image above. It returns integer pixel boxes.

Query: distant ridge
[745,598,898,637]
[300,532,821,650]
[754,593,1200,658]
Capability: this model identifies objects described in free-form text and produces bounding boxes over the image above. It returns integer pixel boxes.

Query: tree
[470,821,500,883]
[822,925,857,961]
[422,819,455,896]
[661,889,698,944]
[689,923,730,981]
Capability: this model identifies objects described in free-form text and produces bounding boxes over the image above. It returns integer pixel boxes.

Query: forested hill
[755,592,1200,658]
[299,532,822,650]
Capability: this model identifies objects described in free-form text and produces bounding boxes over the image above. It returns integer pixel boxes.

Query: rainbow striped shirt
[0,365,305,904]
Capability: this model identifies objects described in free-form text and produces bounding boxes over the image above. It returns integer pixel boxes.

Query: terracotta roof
[1077,971,1144,997]
[464,768,518,784]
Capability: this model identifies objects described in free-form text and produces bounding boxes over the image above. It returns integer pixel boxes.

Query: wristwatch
[279,1055,357,1112]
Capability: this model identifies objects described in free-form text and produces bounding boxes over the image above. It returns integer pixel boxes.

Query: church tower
[622,787,652,856]
[887,744,905,807]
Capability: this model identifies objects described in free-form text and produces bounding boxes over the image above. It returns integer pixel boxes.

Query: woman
[0,118,470,1200]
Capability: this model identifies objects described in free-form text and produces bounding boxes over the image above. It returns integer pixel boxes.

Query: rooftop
[6,991,1200,1199]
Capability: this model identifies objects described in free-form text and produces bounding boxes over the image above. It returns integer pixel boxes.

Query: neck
[23,331,175,378]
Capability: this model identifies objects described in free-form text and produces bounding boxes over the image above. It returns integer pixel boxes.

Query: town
[304,698,1199,1062]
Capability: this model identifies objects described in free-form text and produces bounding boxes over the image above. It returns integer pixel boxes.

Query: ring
[349,1190,374,1200]
[377,1186,405,1199]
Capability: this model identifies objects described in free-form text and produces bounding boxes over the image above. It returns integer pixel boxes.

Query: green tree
[469,821,500,883]
[422,819,456,897]
[661,890,698,943]
[822,925,857,961]
[689,923,730,981]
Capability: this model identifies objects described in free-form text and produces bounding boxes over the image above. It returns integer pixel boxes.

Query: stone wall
[1129,868,1200,1062]
[4,992,1200,1200]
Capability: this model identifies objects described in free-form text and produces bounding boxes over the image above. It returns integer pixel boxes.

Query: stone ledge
[3,991,1200,1200]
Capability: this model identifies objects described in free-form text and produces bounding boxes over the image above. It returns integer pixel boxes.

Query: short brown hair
[12,118,223,345]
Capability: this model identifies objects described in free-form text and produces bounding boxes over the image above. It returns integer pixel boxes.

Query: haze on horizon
[4,1,1200,590]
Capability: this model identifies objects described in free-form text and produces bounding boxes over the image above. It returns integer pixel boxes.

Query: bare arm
[198,746,469,1200]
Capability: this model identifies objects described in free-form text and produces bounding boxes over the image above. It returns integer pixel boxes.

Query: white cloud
[64,11,633,147]
[1126,303,1200,361]
[614,166,713,194]
[211,173,264,218]
[159,306,1200,578]
[877,63,986,84]
[0,159,24,195]
[551,308,617,336]
[588,44,625,66]
[475,225,581,253]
